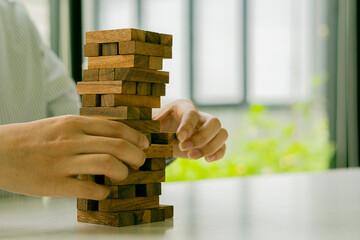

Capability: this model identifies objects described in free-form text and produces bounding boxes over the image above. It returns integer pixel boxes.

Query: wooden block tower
[76,28,174,227]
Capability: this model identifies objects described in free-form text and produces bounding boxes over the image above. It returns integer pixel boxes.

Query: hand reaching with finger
[153,100,228,162]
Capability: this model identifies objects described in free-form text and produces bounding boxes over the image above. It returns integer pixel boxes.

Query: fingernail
[178,130,188,142]
[181,140,193,151]
[189,149,202,159]
[206,155,216,162]
[142,138,149,149]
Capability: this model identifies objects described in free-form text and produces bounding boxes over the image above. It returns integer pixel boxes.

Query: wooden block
[99,196,159,212]
[81,94,100,107]
[151,83,166,96]
[99,68,115,81]
[86,28,146,44]
[159,205,174,219]
[151,133,176,144]
[137,82,151,95]
[145,144,173,158]
[149,56,163,70]
[108,185,136,199]
[77,199,98,211]
[114,68,169,83]
[140,158,166,171]
[115,120,160,133]
[79,174,95,181]
[143,133,152,144]
[80,106,141,120]
[77,81,136,95]
[149,207,165,222]
[136,183,161,197]
[88,55,149,69]
[84,43,101,57]
[79,174,104,184]
[145,31,160,44]
[77,209,135,227]
[101,94,160,108]
[118,41,172,58]
[160,33,173,46]
[134,209,151,224]
[102,42,118,56]
[104,170,165,185]
[140,107,152,120]
[134,207,165,224]
[83,69,99,81]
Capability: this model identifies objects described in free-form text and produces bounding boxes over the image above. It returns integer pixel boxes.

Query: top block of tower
[86,28,173,46]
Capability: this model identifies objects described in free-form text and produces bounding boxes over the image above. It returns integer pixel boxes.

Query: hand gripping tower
[77,28,174,227]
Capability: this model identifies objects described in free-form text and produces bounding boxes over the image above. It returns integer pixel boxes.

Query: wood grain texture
[99,68,114,81]
[136,183,161,197]
[86,28,146,44]
[77,81,136,95]
[145,31,160,44]
[140,158,166,171]
[101,94,161,108]
[102,42,118,56]
[77,199,98,211]
[159,33,173,46]
[104,170,165,186]
[137,82,151,95]
[159,205,174,219]
[99,196,159,212]
[114,68,169,83]
[77,209,135,227]
[115,120,160,133]
[134,207,165,224]
[118,41,172,58]
[108,185,136,199]
[80,106,141,120]
[81,94,100,107]
[88,55,149,69]
[140,107,152,120]
[151,133,176,144]
[151,83,166,96]
[84,43,101,57]
[145,144,173,158]
[148,56,163,70]
[83,69,99,81]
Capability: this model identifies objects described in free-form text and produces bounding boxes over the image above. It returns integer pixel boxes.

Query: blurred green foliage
[166,104,334,182]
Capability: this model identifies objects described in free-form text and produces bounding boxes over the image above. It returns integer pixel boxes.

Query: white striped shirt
[0,0,80,125]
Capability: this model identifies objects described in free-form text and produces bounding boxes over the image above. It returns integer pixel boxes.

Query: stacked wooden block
[77,28,174,227]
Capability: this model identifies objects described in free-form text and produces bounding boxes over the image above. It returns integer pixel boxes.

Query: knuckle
[194,134,207,145]
[99,154,116,173]
[209,117,221,129]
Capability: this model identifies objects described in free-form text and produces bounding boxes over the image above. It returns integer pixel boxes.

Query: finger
[76,136,146,169]
[172,140,189,159]
[188,128,228,159]
[179,117,222,151]
[54,178,110,200]
[78,116,149,150]
[65,154,129,183]
[205,144,226,162]
[176,109,199,143]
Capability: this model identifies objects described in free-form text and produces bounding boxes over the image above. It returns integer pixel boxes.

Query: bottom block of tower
[77,205,173,227]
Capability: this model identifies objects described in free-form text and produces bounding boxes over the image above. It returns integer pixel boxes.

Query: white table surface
[0,168,359,240]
